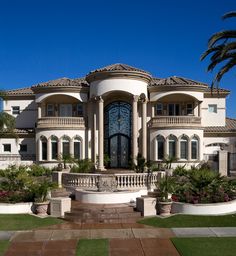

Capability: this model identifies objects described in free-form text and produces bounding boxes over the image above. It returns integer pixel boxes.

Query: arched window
[51,136,58,160]
[62,136,70,156]
[168,135,177,158]
[191,136,199,160]
[41,136,47,161]
[156,135,165,160]
[74,136,82,159]
[180,135,188,160]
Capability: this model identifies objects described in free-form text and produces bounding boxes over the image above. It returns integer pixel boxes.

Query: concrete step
[70,206,135,214]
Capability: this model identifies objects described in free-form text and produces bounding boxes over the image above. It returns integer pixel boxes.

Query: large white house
[0,63,236,171]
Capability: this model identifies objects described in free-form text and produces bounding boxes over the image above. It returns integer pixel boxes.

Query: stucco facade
[1,63,236,170]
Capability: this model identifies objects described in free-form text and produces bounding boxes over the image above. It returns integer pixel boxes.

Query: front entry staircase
[64,200,142,224]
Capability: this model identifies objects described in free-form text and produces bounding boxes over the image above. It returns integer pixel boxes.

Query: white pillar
[93,102,97,164]
[47,137,51,161]
[132,95,139,164]
[97,96,105,171]
[38,103,42,119]
[142,98,147,160]
[58,138,62,160]
[37,139,41,162]
[70,139,74,158]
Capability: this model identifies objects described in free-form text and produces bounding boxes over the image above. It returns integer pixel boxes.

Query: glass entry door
[105,101,131,168]
[60,104,72,117]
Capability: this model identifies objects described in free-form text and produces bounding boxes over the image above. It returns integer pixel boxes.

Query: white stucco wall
[36,130,86,159]
[150,91,204,102]
[4,99,37,128]
[204,137,236,154]
[35,92,88,103]
[0,138,35,155]
[149,128,204,161]
[202,98,226,127]
[90,78,148,97]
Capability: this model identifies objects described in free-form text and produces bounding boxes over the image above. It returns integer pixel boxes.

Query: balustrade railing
[37,117,85,128]
[62,172,161,190]
[0,154,36,161]
[150,116,201,128]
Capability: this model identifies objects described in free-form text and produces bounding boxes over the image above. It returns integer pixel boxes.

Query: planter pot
[157,201,172,216]
[165,169,173,176]
[34,202,49,216]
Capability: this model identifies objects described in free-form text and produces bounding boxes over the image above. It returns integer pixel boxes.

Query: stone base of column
[96,166,106,172]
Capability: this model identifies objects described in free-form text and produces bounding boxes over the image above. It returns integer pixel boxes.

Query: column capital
[133,95,139,102]
[93,96,104,103]
[139,93,148,103]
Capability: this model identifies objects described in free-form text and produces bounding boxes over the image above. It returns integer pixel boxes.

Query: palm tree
[0,90,17,138]
[201,11,236,88]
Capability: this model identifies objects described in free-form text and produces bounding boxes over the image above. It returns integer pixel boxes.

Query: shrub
[28,164,52,177]
[70,158,94,173]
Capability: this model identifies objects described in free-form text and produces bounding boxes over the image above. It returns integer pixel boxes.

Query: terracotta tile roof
[89,63,151,75]
[204,87,230,93]
[204,118,236,133]
[32,77,89,88]
[5,87,34,96]
[149,76,207,87]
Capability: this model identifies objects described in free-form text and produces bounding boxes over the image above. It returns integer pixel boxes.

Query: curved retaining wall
[75,189,147,204]
[0,202,33,214]
[172,200,236,215]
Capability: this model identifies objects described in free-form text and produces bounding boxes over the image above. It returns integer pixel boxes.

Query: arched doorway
[105,101,131,168]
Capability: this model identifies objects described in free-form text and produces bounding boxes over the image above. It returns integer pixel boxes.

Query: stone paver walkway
[4,225,236,255]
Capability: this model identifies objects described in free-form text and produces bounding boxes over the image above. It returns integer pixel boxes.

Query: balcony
[149,116,201,128]
[37,117,86,129]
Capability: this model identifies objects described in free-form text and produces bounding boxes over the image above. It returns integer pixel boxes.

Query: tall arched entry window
[105,101,131,168]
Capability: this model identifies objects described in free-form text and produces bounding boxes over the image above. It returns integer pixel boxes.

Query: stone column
[93,102,97,164]
[219,150,228,176]
[97,96,105,171]
[58,138,62,160]
[132,95,139,164]
[37,103,42,119]
[70,139,74,158]
[188,140,191,161]
[151,104,155,118]
[141,97,147,160]
[47,137,51,161]
[198,101,202,117]
[176,138,180,160]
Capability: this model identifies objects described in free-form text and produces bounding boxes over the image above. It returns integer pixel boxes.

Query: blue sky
[0,0,235,117]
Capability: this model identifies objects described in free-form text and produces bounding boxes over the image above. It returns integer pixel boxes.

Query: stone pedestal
[136,196,157,216]
[97,175,117,192]
[219,150,228,176]
[50,197,71,217]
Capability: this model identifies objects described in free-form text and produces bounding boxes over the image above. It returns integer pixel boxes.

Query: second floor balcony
[149,115,202,129]
[37,117,86,129]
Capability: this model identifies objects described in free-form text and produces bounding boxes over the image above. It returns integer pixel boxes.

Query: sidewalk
[2,225,236,256]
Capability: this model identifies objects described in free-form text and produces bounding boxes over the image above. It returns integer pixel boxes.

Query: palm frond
[220,42,236,57]
[207,52,236,72]
[200,45,224,60]
[208,30,236,48]
[222,11,236,20]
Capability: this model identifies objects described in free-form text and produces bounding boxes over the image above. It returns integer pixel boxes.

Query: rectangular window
[77,104,83,116]
[47,104,54,116]
[168,104,175,116]
[12,106,20,115]
[169,141,176,158]
[51,142,58,160]
[157,141,164,160]
[156,103,163,115]
[42,142,47,160]
[180,141,188,159]
[208,104,217,113]
[175,104,180,116]
[20,144,27,152]
[74,141,81,159]
[186,103,193,115]
[191,141,198,159]
[62,142,70,156]
[3,144,11,152]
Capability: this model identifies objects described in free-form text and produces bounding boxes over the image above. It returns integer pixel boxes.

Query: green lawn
[0,214,64,230]
[76,239,108,256]
[172,237,236,256]
[139,214,236,227]
[0,240,10,256]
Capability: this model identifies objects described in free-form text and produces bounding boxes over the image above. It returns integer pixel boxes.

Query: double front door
[105,101,131,168]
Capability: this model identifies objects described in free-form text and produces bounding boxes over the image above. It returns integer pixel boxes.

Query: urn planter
[156,201,172,216]
[34,201,50,216]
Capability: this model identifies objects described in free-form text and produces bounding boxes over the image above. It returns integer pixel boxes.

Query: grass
[172,237,236,256]
[139,214,236,227]
[76,239,108,256]
[0,214,64,230]
[0,240,10,256]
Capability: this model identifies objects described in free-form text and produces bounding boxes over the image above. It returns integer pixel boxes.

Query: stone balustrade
[149,116,201,128]
[37,117,85,129]
[62,172,161,190]
[0,154,36,161]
